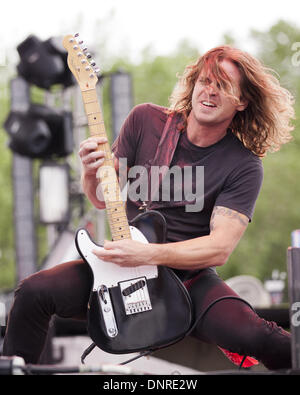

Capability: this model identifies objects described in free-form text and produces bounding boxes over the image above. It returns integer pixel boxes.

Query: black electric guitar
[63,34,192,354]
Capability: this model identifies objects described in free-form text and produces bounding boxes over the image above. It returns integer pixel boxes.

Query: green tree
[107,39,199,108]
[251,19,300,98]
[0,78,15,289]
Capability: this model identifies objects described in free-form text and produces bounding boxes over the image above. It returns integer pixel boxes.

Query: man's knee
[16,272,43,297]
[13,271,54,314]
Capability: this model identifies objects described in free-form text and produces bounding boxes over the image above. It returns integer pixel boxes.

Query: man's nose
[206,82,217,95]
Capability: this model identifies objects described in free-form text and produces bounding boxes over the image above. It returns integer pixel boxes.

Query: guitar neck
[81,88,131,241]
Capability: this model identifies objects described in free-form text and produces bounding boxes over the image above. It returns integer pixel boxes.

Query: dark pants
[3,260,291,370]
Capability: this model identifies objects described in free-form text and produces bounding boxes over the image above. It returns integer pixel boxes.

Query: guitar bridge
[119,277,152,315]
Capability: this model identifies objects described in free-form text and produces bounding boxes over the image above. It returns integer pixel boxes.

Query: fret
[109,218,129,226]
[87,113,104,126]
[111,225,127,235]
[106,210,128,219]
[82,89,98,103]
[110,212,128,220]
[110,223,129,230]
[110,221,129,228]
[106,204,126,213]
[98,181,119,193]
[90,131,107,138]
[98,171,118,181]
[99,179,118,187]
[102,183,119,191]
[97,165,116,177]
[112,230,131,237]
[110,218,128,227]
[112,234,132,241]
[105,199,125,207]
[103,192,122,203]
[84,101,102,115]
[89,124,106,135]
[105,205,126,214]
[102,191,121,201]
[99,158,114,167]
[108,219,129,229]
[113,234,131,241]
[110,224,129,231]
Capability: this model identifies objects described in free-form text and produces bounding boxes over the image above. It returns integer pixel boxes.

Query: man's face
[190,59,247,127]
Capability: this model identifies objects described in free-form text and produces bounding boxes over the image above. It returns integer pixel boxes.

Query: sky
[1,0,300,65]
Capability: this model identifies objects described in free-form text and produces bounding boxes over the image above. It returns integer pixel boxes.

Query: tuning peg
[75,33,80,37]
[86,53,92,59]
[90,59,96,67]
[94,67,100,74]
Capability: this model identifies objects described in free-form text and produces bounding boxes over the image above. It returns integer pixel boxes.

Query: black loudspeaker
[16,35,74,90]
[4,104,73,159]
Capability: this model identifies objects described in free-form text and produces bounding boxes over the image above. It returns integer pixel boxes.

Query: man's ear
[237,98,248,112]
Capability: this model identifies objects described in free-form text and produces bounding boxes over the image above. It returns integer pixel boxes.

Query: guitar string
[85,92,148,313]
[98,108,142,310]
[71,44,146,312]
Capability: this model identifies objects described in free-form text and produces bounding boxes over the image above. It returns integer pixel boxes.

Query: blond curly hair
[169,45,295,157]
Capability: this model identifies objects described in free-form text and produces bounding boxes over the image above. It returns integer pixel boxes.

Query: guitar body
[76,210,193,354]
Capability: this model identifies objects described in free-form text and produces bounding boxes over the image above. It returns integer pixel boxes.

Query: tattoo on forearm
[210,206,248,231]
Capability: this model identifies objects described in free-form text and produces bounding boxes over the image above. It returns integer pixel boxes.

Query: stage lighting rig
[4,104,73,159]
[16,35,75,90]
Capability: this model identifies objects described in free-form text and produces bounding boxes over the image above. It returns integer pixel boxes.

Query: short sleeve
[111,104,144,168]
[215,158,263,221]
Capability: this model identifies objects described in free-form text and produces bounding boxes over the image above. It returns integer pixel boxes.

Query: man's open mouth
[201,100,217,108]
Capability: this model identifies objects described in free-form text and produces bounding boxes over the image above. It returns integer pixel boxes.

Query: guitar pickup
[119,277,152,316]
[121,279,146,296]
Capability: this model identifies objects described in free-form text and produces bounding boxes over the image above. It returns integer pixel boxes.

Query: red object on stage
[219,347,259,368]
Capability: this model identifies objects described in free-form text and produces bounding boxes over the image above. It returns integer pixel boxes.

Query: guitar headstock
[62,33,100,90]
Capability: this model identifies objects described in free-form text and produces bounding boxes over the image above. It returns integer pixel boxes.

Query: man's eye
[198,78,221,90]
[199,78,210,85]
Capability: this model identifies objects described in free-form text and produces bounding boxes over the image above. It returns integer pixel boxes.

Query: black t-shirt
[112,102,263,235]
[112,103,263,279]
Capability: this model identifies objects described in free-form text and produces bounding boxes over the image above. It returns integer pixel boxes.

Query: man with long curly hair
[3,46,295,370]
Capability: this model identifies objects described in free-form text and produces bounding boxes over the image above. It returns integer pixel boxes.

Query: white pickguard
[76,226,158,290]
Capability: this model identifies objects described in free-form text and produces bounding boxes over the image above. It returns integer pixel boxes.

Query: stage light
[16,35,74,90]
[3,104,74,158]
[39,162,70,224]
[4,111,51,157]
